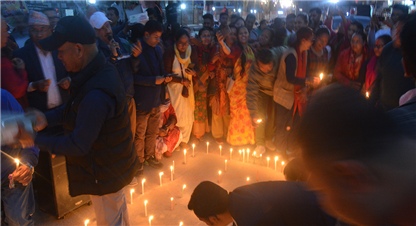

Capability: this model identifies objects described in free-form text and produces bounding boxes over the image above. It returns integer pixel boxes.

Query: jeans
[135,107,160,163]
[255,92,276,146]
[1,177,35,226]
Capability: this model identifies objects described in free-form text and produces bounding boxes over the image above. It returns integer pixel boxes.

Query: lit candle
[225,159,227,172]
[281,161,285,173]
[257,170,259,181]
[319,73,323,80]
[142,179,146,194]
[159,172,164,186]
[179,222,183,226]
[130,189,134,205]
[219,171,222,184]
[171,197,173,210]
[260,154,263,165]
[247,149,250,163]
[257,119,262,123]
[184,149,187,164]
[253,151,256,164]
[173,161,175,174]
[144,200,148,217]
[182,184,186,198]
[230,148,233,160]
[84,219,89,226]
[242,149,245,163]
[170,166,174,181]
[267,157,270,168]
[149,215,153,226]
[206,142,209,154]
[219,145,222,156]
[15,159,19,169]
[274,156,278,171]
[192,144,195,157]
[246,177,250,185]
[239,150,242,161]
[366,91,369,99]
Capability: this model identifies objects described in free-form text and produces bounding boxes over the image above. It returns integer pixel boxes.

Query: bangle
[24,162,34,174]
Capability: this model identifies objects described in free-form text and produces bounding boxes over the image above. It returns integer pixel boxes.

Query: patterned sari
[227,46,256,146]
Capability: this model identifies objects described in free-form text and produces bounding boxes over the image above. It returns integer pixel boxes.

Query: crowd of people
[1,2,416,226]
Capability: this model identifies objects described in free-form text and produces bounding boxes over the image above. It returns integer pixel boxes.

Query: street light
[254,9,257,14]
[88,0,96,4]
[181,3,186,10]
[212,6,216,11]
[250,9,253,13]
[238,8,242,13]
[233,9,236,12]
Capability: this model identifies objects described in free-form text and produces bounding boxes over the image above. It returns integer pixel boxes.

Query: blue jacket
[1,89,39,180]
[132,39,166,112]
[97,37,135,98]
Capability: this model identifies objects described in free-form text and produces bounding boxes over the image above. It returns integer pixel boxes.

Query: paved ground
[32,135,286,226]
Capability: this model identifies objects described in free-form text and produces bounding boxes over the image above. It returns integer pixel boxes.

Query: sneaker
[215,137,224,145]
[253,146,266,157]
[146,156,163,169]
[265,140,276,151]
[180,142,190,150]
[129,177,138,186]
[164,151,172,158]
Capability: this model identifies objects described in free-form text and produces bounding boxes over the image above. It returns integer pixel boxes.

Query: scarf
[365,55,378,92]
[294,47,307,117]
[174,44,191,65]
[347,46,368,81]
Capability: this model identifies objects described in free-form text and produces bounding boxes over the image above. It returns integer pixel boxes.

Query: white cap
[89,11,111,29]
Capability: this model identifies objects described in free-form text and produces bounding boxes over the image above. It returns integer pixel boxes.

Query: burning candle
[260,154,263,165]
[171,197,173,210]
[130,189,134,205]
[219,171,222,184]
[144,200,148,216]
[242,149,245,163]
[170,166,174,181]
[281,161,285,173]
[257,170,259,181]
[206,142,209,154]
[184,149,187,164]
[149,215,153,226]
[239,150,241,161]
[230,148,233,160]
[84,219,89,226]
[366,91,369,99]
[274,156,278,171]
[256,119,262,123]
[225,160,227,172]
[253,151,256,164]
[192,144,195,157]
[247,149,250,163]
[182,184,186,198]
[15,159,19,169]
[173,161,175,174]
[142,179,146,194]
[267,157,270,168]
[219,145,222,156]
[179,222,183,226]
[319,73,323,80]
[159,172,164,186]
[246,177,250,185]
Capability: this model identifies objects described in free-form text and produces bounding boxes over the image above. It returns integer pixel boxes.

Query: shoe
[215,137,224,145]
[180,142,190,150]
[253,146,266,157]
[129,177,138,186]
[146,156,163,169]
[265,140,276,151]
[164,151,172,157]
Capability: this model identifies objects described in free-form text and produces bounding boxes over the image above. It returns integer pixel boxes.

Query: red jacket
[1,56,29,109]
[334,47,373,86]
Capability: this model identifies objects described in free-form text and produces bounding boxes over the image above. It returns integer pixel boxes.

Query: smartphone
[187,63,196,69]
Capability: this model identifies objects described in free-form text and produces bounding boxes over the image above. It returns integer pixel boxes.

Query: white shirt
[286,28,294,36]
[27,46,62,109]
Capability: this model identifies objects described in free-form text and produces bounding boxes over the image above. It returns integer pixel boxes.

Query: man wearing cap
[13,11,69,113]
[30,16,139,225]
[89,12,141,181]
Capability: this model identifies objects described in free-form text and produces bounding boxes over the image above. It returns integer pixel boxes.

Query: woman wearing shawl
[334,30,373,90]
[163,29,201,150]
[274,27,320,158]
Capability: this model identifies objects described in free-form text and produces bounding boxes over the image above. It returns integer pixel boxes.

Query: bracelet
[24,162,35,174]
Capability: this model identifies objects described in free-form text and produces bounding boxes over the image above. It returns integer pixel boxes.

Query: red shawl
[294,47,308,117]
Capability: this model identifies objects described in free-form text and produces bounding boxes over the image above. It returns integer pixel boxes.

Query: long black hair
[237,26,248,74]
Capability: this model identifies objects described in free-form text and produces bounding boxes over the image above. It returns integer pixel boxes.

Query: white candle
[225,160,227,172]
[239,150,241,161]
[173,161,175,174]
[84,219,89,226]
[144,200,148,216]
[260,154,263,165]
[246,177,250,185]
[171,197,173,210]
[242,149,245,163]
[281,161,285,173]
[219,145,222,156]
[15,159,19,170]
[142,179,146,194]
[192,144,195,157]
[274,156,278,171]
[170,166,174,181]
[184,149,187,164]
[267,157,270,168]
[130,189,134,205]
[149,215,153,226]
[159,172,164,186]
[219,171,222,183]
[206,142,209,154]
[247,149,250,163]
[253,152,256,164]
[230,148,233,160]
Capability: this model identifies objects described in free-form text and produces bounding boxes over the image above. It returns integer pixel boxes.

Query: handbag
[179,63,189,98]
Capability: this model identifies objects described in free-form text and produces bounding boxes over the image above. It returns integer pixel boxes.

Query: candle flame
[84,219,89,226]
[219,145,222,149]
[145,200,148,205]
[192,144,195,148]
[275,156,278,161]
[130,189,134,194]
[171,197,173,201]
[149,216,153,221]
[183,184,186,189]
[260,154,262,157]
[230,148,233,152]
[247,177,250,181]
[239,150,241,153]
[184,149,186,154]
[225,159,227,163]
[14,159,19,164]
[170,166,173,170]
[247,149,250,153]
[180,222,183,226]
[267,157,270,160]
[159,172,164,176]
[219,171,222,175]
[366,91,369,98]
[253,151,256,155]
[319,73,323,80]
[207,142,209,145]
[256,119,262,123]
[282,161,285,165]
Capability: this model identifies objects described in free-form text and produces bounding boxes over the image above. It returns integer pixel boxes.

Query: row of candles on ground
[84,217,183,226]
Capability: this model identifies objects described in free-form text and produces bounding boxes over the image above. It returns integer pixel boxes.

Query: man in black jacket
[188,181,336,226]
[32,16,139,225]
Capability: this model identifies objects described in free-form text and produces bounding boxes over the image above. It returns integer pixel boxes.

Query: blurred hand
[159,127,168,137]
[25,109,48,132]
[109,41,120,57]
[14,120,35,148]
[131,41,142,57]
[216,31,225,43]
[12,164,32,186]
[349,81,362,90]
[306,77,320,88]
[33,79,51,92]
[185,68,196,77]
[182,78,191,88]
[209,71,216,79]
[197,80,206,92]
[252,117,260,128]
[12,58,25,69]
[164,76,173,83]
[211,52,220,64]
[155,76,166,84]
[58,77,71,89]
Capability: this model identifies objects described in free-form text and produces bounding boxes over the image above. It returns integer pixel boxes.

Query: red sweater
[1,56,29,109]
